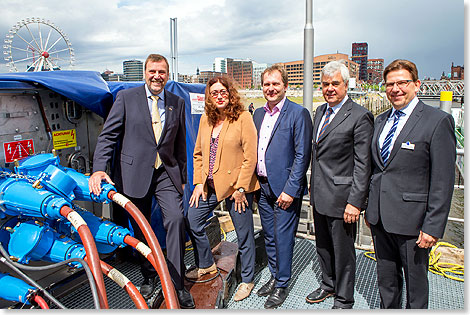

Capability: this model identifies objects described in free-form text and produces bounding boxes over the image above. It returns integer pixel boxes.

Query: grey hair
[321,60,350,86]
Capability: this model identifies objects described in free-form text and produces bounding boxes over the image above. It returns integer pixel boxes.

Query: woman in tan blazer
[186,76,259,301]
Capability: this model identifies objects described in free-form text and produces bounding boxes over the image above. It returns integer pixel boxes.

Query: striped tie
[151,95,162,169]
[317,107,333,141]
[380,110,405,164]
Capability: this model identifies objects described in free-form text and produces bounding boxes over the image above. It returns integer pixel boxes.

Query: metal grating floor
[55,231,464,309]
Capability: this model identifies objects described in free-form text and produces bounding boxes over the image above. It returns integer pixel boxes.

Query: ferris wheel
[3,17,75,72]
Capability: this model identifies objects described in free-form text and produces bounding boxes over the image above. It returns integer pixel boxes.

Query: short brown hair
[261,64,288,86]
[145,54,169,73]
[205,76,244,126]
[384,59,419,82]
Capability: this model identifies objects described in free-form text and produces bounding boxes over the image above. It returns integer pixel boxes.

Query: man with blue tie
[253,64,312,309]
[307,61,373,309]
[365,59,456,308]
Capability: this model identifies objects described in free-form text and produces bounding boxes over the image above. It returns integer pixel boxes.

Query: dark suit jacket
[310,98,373,218]
[253,98,313,198]
[93,84,187,198]
[365,100,456,238]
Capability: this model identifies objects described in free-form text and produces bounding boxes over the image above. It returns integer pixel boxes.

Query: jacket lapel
[373,109,390,170]
[158,90,174,146]
[267,99,289,147]
[313,103,326,141]
[317,99,351,143]
[212,118,229,173]
[386,101,424,165]
[138,85,156,141]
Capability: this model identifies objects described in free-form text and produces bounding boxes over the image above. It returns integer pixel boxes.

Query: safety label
[52,129,77,150]
[190,93,205,114]
[3,139,35,163]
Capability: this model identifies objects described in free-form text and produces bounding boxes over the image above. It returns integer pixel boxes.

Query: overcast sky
[0,0,466,80]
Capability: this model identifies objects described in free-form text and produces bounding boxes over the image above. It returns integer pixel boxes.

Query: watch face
[238,188,245,193]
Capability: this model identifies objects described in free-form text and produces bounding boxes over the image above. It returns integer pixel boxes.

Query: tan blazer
[193,111,260,201]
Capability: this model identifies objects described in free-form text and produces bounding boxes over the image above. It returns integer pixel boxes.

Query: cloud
[0,0,464,79]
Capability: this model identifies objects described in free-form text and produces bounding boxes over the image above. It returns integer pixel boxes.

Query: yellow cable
[364,241,464,282]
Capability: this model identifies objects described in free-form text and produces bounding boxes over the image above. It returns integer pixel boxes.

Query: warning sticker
[189,93,205,115]
[3,139,35,163]
[52,129,77,150]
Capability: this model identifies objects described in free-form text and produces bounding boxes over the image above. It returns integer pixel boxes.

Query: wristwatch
[238,187,245,193]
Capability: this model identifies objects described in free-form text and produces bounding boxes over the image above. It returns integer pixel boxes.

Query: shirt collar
[263,96,287,116]
[145,84,165,102]
[327,95,348,114]
[391,96,418,118]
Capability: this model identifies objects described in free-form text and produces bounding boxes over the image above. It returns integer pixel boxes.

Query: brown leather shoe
[234,282,254,301]
[185,263,217,279]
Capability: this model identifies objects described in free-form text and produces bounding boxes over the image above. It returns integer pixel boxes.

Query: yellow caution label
[440,91,453,102]
[52,129,77,150]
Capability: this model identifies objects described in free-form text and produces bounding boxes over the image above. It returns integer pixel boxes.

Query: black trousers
[370,220,429,309]
[313,209,356,308]
[114,167,186,290]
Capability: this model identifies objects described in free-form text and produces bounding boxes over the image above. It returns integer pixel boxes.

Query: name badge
[401,142,415,150]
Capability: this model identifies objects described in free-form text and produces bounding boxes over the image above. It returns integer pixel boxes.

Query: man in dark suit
[365,59,456,308]
[89,54,195,308]
[307,60,373,309]
[253,64,312,309]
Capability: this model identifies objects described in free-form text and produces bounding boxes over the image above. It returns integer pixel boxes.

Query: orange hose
[109,191,179,309]
[33,295,49,309]
[98,259,148,309]
[60,206,109,309]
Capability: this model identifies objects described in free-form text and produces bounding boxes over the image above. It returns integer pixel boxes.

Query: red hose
[33,295,49,309]
[124,235,158,276]
[97,259,148,309]
[109,190,179,309]
[60,206,109,309]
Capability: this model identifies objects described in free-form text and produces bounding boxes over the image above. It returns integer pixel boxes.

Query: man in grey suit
[89,54,195,308]
[365,59,456,308]
[307,60,373,309]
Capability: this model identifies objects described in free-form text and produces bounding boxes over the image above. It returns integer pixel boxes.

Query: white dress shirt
[145,84,166,128]
[378,96,419,152]
[257,96,287,177]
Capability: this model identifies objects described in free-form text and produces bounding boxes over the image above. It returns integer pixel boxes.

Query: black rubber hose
[0,242,100,309]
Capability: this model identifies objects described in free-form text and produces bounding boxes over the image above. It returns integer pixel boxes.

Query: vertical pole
[440,91,453,114]
[303,0,314,116]
[170,18,174,81]
[169,18,178,82]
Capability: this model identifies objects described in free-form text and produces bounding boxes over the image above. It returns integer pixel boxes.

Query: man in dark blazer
[89,54,194,308]
[307,60,373,309]
[253,64,313,309]
[365,59,456,309]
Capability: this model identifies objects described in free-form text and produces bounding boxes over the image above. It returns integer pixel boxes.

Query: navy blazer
[365,100,456,238]
[253,98,313,198]
[93,84,187,198]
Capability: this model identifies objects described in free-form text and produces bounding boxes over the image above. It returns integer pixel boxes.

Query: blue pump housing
[0,273,34,304]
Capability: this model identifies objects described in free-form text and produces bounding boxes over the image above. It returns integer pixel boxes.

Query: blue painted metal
[15,154,59,177]
[0,177,69,219]
[8,220,54,264]
[42,232,85,268]
[0,273,34,304]
[52,209,131,254]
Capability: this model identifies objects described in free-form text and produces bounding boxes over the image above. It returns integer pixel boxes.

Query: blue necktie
[380,110,405,164]
[318,107,333,141]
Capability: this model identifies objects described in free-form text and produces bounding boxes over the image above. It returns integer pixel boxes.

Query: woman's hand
[189,184,206,208]
[230,190,249,213]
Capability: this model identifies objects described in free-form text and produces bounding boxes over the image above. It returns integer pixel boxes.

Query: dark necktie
[317,107,333,141]
[380,110,405,164]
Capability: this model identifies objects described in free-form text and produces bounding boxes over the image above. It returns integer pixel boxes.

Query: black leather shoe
[140,277,156,299]
[256,276,276,297]
[176,288,195,309]
[306,288,334,304]
[264,287,288,309]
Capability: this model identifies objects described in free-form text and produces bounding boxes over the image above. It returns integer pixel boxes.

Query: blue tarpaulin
[0,70,207,248]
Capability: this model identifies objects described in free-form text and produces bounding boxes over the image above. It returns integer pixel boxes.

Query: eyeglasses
[384,80,413,90]
[210,89,229,98]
